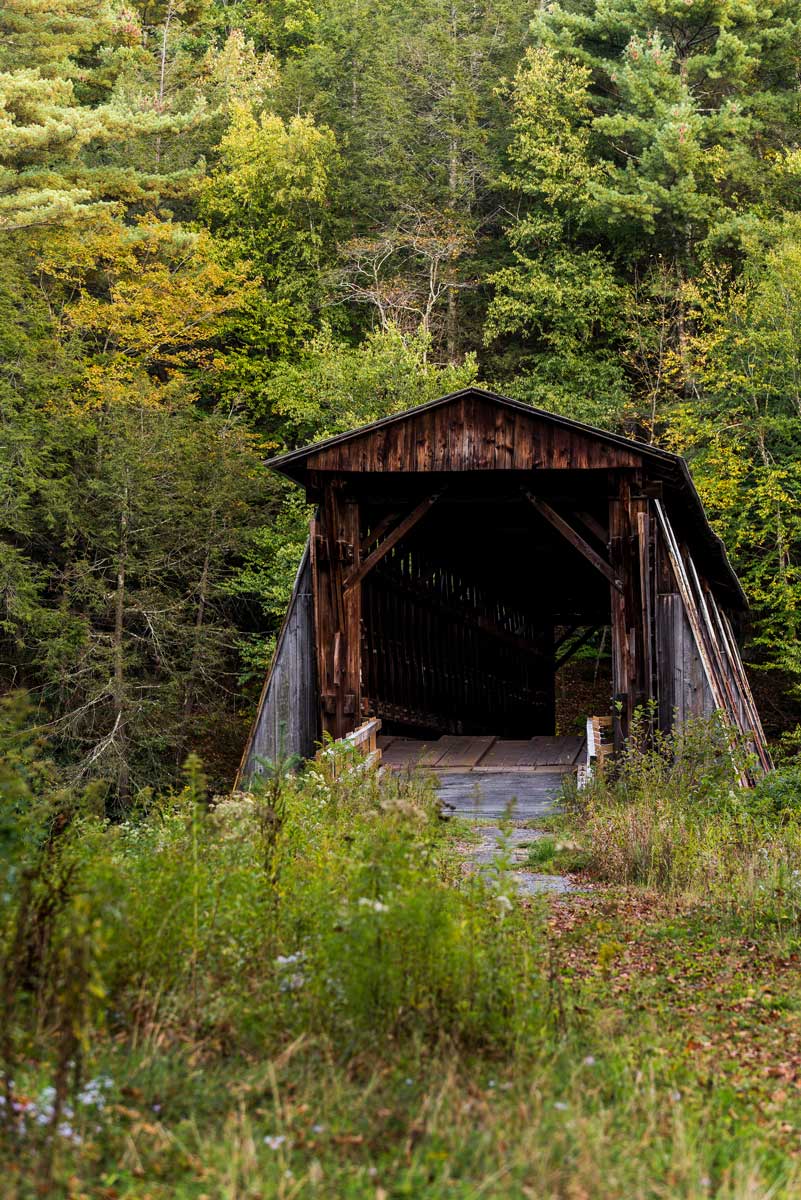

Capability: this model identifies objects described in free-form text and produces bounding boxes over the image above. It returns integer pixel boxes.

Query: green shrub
[569,712,801,941]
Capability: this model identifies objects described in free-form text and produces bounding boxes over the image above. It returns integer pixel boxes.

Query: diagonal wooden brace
[343,493,441,593]
[523,490,623,592]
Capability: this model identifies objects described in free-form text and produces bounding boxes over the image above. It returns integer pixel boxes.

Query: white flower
[264,1134,286,1150]
[554,1101,569,1111]
[495,895,513,912]
[279,973,306,993]
[583,1055,596,1066]
[357,898,389,913]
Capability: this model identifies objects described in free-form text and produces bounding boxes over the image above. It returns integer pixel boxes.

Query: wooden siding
[236,544,318,786]
[303,394,642,474]
[656,593,715,729]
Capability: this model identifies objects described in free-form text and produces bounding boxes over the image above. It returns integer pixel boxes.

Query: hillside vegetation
[3,0,801,798]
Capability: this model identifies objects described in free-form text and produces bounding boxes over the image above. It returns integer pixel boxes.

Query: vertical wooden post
[608,471,649,748]
[311,480,362,741]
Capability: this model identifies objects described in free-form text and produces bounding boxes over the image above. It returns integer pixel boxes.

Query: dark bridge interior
[357,471,611,739]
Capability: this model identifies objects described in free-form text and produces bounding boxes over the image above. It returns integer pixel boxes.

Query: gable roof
[267,386,746,609]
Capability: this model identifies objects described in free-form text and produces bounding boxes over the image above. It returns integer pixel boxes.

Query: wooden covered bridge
[236,387,770,786]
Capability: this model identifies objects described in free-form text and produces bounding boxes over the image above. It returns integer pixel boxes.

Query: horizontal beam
[523,491,623,592]
[344,493,440,593]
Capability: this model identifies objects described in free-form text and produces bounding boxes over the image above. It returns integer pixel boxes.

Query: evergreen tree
[489,0,801,417]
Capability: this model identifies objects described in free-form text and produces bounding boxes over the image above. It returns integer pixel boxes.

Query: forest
[7,2,801,1197]
[4,0,801,801]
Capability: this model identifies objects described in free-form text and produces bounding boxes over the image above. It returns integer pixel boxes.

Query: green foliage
[259,324,478,444]
[570,713,801,938]
[662,226,801,694]
[486,48,632,423]
[4,0,801,793]
[6,712,801,1196]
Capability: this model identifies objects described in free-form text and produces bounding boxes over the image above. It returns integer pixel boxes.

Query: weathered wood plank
[305,395,643,474]
[435,735,497,769]
[235,544,318,787]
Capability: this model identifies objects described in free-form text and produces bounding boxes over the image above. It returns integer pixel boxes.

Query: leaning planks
[653,500,769,780]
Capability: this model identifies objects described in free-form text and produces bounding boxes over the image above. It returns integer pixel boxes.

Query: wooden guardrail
[315,718,382,779]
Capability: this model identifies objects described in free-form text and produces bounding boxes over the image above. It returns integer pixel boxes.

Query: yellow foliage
[34,214,256,410]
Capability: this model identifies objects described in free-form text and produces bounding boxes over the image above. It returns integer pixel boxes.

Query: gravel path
[439,772,580,895]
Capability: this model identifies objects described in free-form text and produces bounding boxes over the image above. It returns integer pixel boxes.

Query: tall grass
[569,713,801,939]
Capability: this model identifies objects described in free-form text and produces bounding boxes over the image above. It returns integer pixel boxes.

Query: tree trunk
[177,536,211,764]
[113,480,130,812]
[447,137,459,364]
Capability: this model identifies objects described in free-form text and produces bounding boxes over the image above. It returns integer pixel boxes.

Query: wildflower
[495,895,513,913]
[279,972,306,993]
[264,1134,287,1150]
[312,1123,326,1134]
[583,1055,596,1066]
[670,1090,682,1102]
[275,953,303,966]
[357,897,389,913]
[554,1101,569,1111]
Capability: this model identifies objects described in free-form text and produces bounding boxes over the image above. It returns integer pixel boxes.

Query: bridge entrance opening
[357,474,612,742]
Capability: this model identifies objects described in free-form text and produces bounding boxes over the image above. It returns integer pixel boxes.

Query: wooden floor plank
[379,735,584,772]
[526,736,583,766]
[381,738,428,767]
[435,735,496,769]
[478,740,530,769]
[572,737,587,765]
[417,737,455,767]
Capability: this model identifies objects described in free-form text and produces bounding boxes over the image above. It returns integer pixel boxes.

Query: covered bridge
[236,387,770,785]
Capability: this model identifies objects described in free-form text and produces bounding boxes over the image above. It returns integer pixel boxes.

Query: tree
[491,0,801,422]
[279,0,539,355]
[255,323,477,446]
[201,102,339,413]
[486,48,632,426]
[0,0,217,230]
[666,223,801,708]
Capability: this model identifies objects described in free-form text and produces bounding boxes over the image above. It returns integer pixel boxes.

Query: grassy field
[4,713,801,1198]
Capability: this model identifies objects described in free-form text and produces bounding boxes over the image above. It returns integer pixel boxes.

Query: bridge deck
[379,733,584,820]
[378,734,584,773]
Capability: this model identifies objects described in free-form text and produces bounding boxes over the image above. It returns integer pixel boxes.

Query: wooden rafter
[523,492,623,592]
[343,493,441,593]
[361,510,400,555]
[576,510,608,545]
